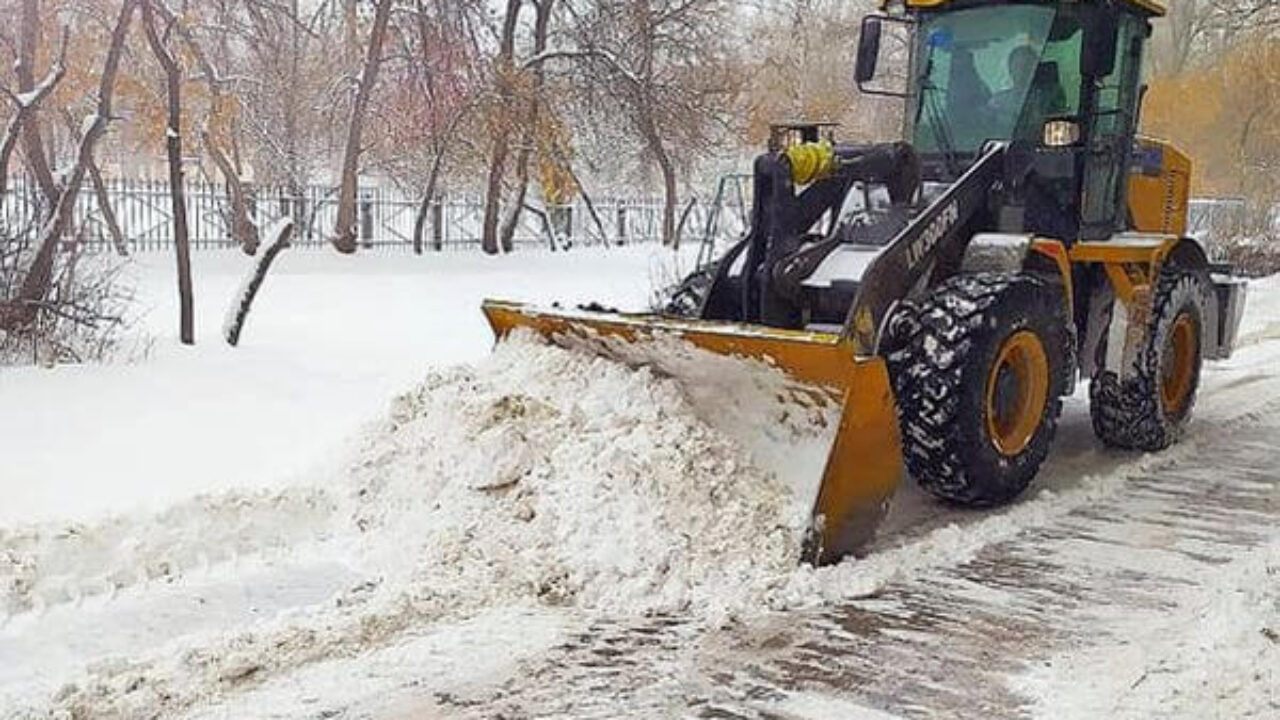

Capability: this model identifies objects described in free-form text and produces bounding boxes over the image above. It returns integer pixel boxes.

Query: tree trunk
[660,159,678,248]
[0,115,22,199]
[343,0,359,65]
[88,162,128,257]
[205,133,260,255]
[0,27,66,199]
[577,178,608,246]
[15,0,59,211]
[60,108,127,257]
[634,6,676,249]
[224,220,293,346]
[143,0,194,344]
[499,0,554,252]
[1,0,137,333]
[675,195,697,246]
[481,0,522,255]
[645,119,679,248]
[482,144,510,255]
[521,202,559,251]
[330,0,393,254]
[412,152,445,255]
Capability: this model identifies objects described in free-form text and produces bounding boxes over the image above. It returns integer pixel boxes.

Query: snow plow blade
[481,299,903,565]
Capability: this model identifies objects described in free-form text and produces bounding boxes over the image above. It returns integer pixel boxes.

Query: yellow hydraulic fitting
[785,140,837,186]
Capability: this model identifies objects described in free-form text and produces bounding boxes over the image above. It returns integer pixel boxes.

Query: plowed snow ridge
[2,335,836,622]
[0,333,856,718]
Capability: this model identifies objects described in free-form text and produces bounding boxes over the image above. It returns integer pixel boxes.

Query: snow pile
[1016,538,1280,719]
[1,488,335,616]
[345,332,837,620]
[0,332,843,628]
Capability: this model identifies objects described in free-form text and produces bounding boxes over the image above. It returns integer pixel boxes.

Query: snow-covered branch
[224,218,294,347]
[520,47,642,87]
[0,26,68,198]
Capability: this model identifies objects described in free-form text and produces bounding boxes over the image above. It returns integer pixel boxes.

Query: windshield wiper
[915,46,962,179]
[922,83,962,179]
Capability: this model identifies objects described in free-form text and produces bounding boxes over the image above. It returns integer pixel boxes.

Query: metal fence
[1188,197,1248,242]
[5,176,1272,257]
[0,178,674,252]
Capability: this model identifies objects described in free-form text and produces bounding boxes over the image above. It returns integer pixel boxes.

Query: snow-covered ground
[0,246,690,525]
[0,249,1276,719]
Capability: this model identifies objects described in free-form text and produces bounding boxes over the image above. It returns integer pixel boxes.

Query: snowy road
[1,254,1277,719]
[403,417,1278,720]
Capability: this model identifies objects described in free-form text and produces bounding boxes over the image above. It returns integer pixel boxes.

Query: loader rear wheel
[886,273,1069,506]
[1089,269,1207,451]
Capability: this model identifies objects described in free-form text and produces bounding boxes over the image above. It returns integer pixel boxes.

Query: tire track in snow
[413,404,1280,719]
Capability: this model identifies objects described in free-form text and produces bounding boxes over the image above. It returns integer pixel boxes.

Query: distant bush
[1208,234,1280,279]
[1,219,135,365]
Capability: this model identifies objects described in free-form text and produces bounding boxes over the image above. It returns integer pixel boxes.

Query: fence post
[432,196,444,251]
[295,190,307,243]
[616,203,627,245]
[360,189,374,248]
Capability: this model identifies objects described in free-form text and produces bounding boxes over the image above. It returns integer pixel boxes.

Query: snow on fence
[0,178,673,252]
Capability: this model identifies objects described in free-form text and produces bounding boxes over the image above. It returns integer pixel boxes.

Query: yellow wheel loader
[482,0,1248,564]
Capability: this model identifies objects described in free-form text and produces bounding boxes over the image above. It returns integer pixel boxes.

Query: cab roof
[896,0,1166,18]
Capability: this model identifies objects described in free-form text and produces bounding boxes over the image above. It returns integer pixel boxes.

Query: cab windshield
[912,5,1084,162]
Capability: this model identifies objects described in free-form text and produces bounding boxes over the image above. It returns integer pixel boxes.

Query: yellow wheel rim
[1161,313,1198,416]
[985,330,1050,457]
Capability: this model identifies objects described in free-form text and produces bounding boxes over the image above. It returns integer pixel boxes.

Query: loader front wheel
[886,274,1069,506]
[1089,269,1207,451]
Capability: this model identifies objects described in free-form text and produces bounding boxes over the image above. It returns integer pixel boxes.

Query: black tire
[661,265,715,317]
[885,273,1070,506]
[1089,268,1207,451]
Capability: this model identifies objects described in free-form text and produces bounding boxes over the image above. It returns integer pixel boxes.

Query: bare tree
[396,0,484,254]
[480,0,523,255]
[234,0,337,200]
[330,0,394,254]
[498,0,556,251]
[1,0,137,333]
[141,0,194,344]
[561,0,739,248]
[0,24,66,199]
[1152,0,1280,75]
[152,0,259,255]
[362,0,485,254]
[12,0,60,211]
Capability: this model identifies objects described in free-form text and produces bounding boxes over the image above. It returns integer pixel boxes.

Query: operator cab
[876,0,1155,242]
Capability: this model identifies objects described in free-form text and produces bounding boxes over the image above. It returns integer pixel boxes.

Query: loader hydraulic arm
[844,143,1007,355]
[722,140,922,327]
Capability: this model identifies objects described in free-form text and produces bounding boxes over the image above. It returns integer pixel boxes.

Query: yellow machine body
[482,300,903,565]
[891,0,1166,18]
[1127,137,1192,238]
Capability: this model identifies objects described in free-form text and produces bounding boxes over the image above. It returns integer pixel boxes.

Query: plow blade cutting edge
[481,299,904,565]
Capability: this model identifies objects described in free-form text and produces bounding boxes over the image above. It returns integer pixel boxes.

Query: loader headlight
[1043,120,1081,147]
